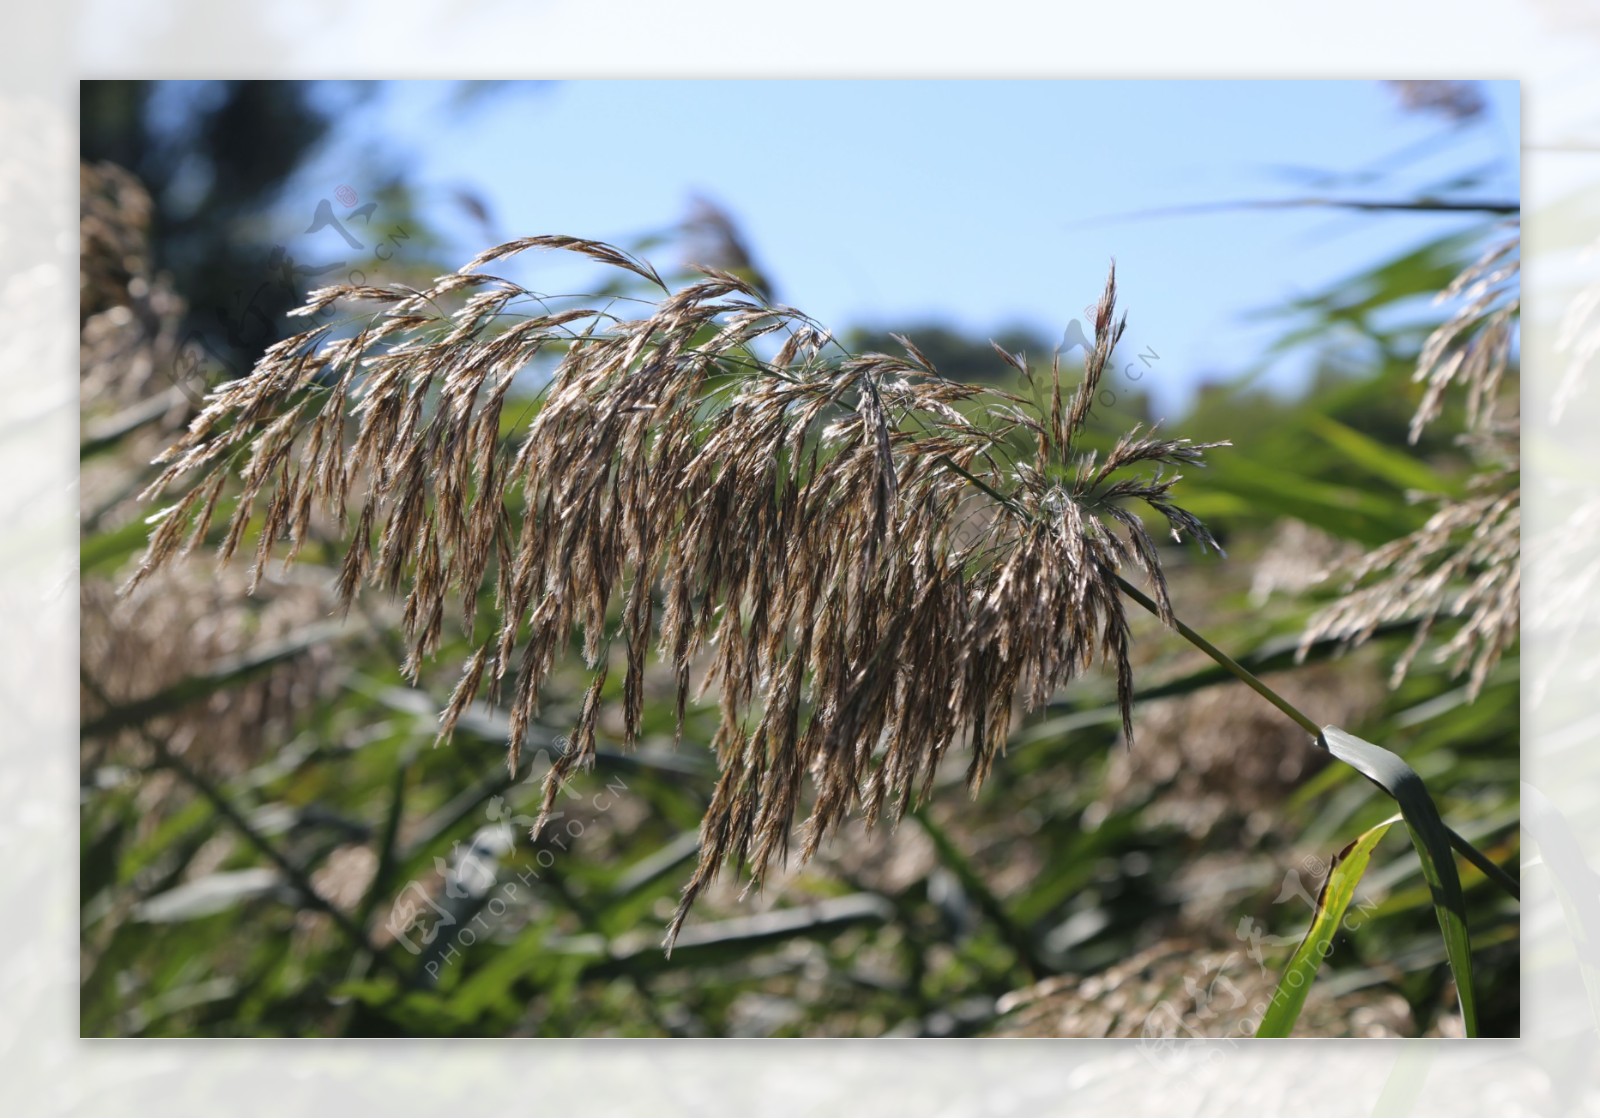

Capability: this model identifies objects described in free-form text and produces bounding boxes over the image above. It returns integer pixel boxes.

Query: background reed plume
[1301,224,1520,698]
[131,236,1223,940]
[81,160,337,778]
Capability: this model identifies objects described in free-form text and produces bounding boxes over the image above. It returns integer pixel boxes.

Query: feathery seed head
[130,238,1223,945]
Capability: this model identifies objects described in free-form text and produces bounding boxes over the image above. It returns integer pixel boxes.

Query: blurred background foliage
[79,80,1518,1037]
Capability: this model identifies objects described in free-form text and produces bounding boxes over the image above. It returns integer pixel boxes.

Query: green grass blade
[912,807,1047,980]
[1199,466,1419,545]
[1304,414,1462,497]
[81,517,162,576]
[1256,814,1399,1037]
[1321,725,1479,1036]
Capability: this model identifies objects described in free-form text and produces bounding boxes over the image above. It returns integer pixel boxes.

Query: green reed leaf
[1320,725,1478,1036]
[1257,814,1398,1037]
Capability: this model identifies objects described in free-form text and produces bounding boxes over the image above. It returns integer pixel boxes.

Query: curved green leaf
[1320,725,1478,1036]
[1257,814,1399,1037]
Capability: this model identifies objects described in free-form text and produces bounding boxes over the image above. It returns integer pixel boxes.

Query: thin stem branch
[1446,825,1521,900]
[1114,573,1321,738]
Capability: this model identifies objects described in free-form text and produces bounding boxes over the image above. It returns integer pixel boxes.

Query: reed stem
[1114,573,1321,738]
[1115,573,1520,901]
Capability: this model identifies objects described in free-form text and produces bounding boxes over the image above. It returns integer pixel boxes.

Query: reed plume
[1302,226,1520,698]
[129,236,1223,942]
[1407,225,1519,446]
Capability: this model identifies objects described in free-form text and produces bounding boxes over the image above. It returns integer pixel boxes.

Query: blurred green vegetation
[78,83,1518,1038]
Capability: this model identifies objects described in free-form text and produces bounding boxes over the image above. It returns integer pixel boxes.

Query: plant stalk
[1114,574,1321,738]
[1115,573,1520,901]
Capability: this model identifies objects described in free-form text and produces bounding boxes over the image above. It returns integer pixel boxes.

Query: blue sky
[288,80,1518,413]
